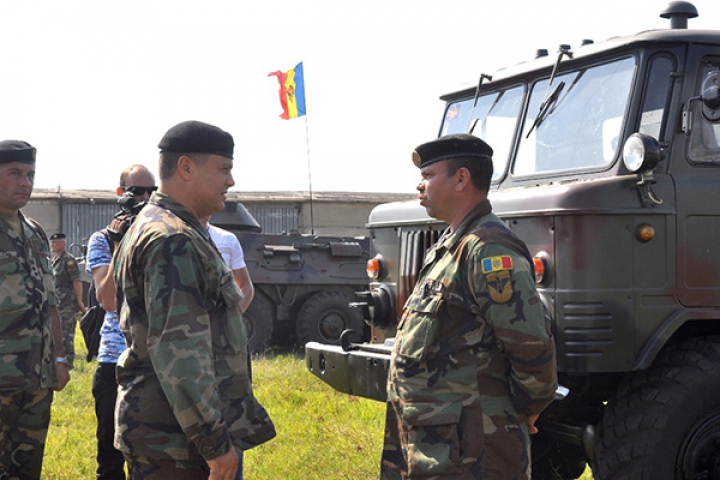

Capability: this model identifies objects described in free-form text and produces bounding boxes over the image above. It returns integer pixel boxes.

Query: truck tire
[296,291,365,346]
[592,337,720,480]
[243,294,274,354]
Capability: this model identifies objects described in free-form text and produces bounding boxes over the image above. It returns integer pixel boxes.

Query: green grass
[44,357,97,479]
[43,333,386,479]
[243,353,385,480]
[43,330,593,479]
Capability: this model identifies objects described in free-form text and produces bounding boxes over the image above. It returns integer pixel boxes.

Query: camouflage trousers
[59,309,79,369]
[380,400,531,480]
[0,388,54,480]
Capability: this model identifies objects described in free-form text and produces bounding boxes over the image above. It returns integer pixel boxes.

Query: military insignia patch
[481,255,513,274]
[412,150,423,167]
[486,270,513,304]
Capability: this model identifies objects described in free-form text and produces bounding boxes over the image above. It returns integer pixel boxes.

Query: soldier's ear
[176,155,195,181]
[455,167,471,192]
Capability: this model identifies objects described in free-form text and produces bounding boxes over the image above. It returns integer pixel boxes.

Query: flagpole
[268,61,312,233]
[304,115,314,235]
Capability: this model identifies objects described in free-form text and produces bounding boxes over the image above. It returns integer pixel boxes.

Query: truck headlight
[622,133,662,174]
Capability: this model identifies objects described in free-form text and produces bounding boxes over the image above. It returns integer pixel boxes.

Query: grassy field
[42,333,592,479]
[43,336,386,479]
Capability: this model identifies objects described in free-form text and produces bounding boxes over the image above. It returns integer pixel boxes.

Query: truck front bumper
[305,341,391,402]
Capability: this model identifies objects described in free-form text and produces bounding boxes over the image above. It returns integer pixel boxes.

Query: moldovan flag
[268,62,307,120]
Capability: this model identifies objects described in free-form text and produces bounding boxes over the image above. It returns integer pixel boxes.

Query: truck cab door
[676,49,720,307]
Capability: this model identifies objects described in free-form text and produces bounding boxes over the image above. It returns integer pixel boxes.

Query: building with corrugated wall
[23,188,415,259]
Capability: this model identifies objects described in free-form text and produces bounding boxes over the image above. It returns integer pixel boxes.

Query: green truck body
[306,3,720,478]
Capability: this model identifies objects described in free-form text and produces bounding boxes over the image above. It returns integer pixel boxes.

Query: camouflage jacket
[113,192,275,463]
[383,200,557,480]
[51,250,81,313]
[0,212,58,390]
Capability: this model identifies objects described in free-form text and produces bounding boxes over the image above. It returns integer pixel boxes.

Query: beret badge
[412,150,423,168]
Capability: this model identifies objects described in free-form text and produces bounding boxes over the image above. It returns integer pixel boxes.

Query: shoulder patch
[481,255,513,274]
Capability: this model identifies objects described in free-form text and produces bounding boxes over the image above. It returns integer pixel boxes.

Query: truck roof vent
[660,1,698,29]
[581,39,594,46]
[536,49,549,59]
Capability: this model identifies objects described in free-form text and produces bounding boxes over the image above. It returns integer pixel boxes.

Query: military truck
[306,2,720,478]
[210,201,369,354]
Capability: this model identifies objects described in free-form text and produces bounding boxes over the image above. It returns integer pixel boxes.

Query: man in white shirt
[201,216,254,313]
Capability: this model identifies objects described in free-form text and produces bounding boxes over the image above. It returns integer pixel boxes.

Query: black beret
[0,140,36,165]
[412,133,493,168]
[158,120,234,159]
[49,233,66,240]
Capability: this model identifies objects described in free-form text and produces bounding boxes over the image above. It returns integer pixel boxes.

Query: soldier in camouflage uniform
[381,134,557,480]
[49,232,85,369]
[113,121,275,480]
[0,140,70,480]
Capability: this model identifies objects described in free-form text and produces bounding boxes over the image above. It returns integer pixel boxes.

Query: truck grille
[397,229,441,314]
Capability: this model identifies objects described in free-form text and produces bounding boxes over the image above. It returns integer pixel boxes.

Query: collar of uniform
[147,191,212,242]
[0,210,33,239]
[440,199,493,250]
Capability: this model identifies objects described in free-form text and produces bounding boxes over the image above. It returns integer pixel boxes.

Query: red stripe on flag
[268,70,290,120]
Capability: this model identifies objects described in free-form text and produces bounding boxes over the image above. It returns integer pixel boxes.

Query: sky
[3,0,720,195]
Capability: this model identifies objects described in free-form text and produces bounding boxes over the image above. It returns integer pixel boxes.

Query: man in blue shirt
[86,164,156,480]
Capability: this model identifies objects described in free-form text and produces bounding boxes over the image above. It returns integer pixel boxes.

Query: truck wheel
[242,294,274,354]
[296,291,364,346]
[592,337,720,479]
[531,432,586,480]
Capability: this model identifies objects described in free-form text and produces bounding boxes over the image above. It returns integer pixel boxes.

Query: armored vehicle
[210,201,369,353]
[306,2,720,478]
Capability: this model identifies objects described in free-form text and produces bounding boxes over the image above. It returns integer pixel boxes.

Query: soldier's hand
[207,448,239,480]
[54,363,70,392]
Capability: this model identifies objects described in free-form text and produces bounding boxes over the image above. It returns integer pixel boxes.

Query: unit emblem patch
[482,256,514,303]
[486,271,513,304]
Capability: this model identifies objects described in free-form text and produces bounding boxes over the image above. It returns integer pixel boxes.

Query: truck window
[688,59,720,163]
[638,54,676,140]
[440,85,524,181]
[514,56,636,176]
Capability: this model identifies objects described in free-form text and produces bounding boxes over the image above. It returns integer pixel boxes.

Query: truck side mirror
[701,84,720,121]
[684,72,720,131]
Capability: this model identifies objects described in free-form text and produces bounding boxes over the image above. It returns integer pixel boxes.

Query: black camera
[106,192,147,243]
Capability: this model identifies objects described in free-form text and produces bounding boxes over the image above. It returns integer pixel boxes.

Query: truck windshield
[440,85,524,181]
[440,56,636,180]
[515,57,636,175]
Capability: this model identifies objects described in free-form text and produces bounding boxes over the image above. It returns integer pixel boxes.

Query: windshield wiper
[465,73,493,132]
[469,90,505,135]
[526,81,565,138]
[525,45,573,139]
[546,45,573,93]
